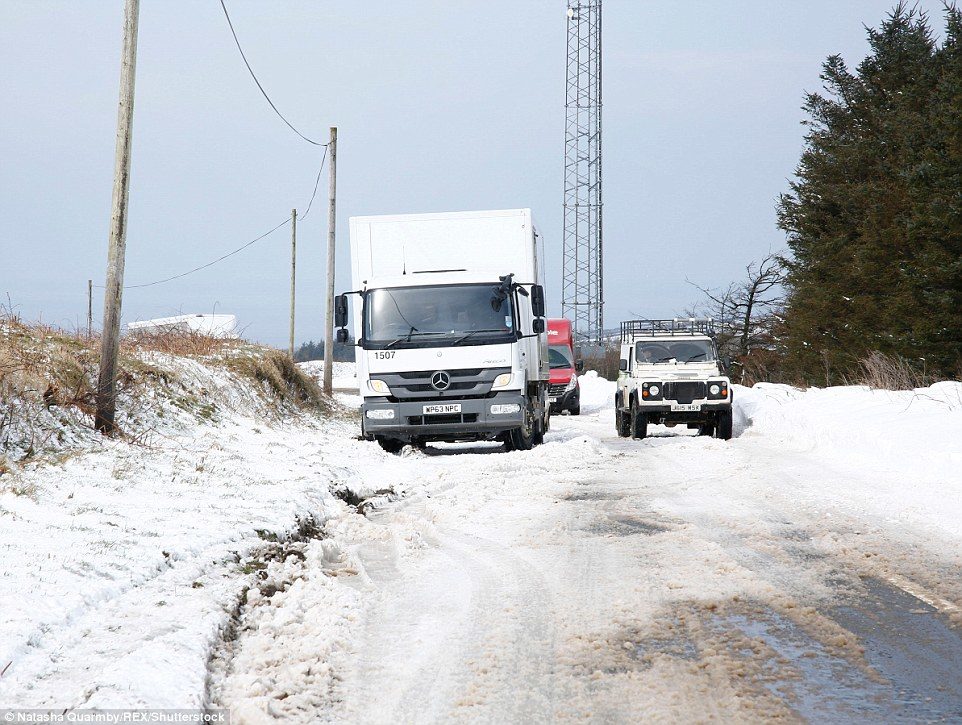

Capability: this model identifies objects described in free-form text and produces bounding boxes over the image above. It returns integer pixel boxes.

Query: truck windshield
[364,283,516,349]
[636,339,715,364]
[549,345,573,369]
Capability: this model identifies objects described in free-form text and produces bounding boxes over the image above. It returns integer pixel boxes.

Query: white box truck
[334,208,550,452]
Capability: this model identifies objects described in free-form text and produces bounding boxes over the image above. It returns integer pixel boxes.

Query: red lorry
[547,318,582,415]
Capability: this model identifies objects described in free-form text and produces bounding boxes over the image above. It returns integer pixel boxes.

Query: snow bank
[577,370,616,414]
[734,381,962,537]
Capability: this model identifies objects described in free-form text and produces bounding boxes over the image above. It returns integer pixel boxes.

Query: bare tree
[685,252,786,381]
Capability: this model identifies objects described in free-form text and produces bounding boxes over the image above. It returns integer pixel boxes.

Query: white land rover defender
[615,319,733,440]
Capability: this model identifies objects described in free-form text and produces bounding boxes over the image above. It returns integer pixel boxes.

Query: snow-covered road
[3,365,961,720]
[212,376,962,722]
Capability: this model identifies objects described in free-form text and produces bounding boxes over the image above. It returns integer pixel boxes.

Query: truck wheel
[506,402,536,451]
[569,404,581,416]
[715,409,733,440]
[375,436,405,454]
[630,400,648,440]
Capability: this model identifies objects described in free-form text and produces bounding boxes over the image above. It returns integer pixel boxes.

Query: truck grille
[407,413,479,426]
[549,383,568,397]
[664,381,706,404]
[380,367,510,400]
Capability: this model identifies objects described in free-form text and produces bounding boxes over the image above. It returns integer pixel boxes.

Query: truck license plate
[548,396,558,403]
[671,403,701,412]
[423,403,462,415]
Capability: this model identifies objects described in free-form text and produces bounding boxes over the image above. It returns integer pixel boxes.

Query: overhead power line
[93,218,289,290]
[218,0,326,147]
[107,147,329,289]
[297,145,329,222]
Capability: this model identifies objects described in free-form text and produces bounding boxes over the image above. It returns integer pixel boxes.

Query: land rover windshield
[364,283,516,349]
[635,339,715,364]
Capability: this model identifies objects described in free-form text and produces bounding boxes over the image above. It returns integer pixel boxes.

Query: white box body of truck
[343,208,550,450]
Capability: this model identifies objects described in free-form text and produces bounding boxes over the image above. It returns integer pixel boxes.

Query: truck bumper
[549,386,579,413]
[362,391,526,442]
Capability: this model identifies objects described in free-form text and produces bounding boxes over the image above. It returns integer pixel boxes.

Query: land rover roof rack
[620,318,716,342]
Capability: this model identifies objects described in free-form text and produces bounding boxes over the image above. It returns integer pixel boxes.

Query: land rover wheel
[616,408,630,437]
[630,399,648,440]
[715,409,733,440]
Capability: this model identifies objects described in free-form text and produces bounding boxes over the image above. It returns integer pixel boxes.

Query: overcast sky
[1,1,951,346]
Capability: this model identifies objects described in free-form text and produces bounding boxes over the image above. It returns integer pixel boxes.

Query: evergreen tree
[778,4,962,382]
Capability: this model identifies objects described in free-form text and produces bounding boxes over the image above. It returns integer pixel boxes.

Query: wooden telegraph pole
[87,279,93,339]
[323,127,337,396]
[289,208,297,358]
[95,0,140,433]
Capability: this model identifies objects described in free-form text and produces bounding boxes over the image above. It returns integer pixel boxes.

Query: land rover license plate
[423,403,461,415]
[671,403,701,412]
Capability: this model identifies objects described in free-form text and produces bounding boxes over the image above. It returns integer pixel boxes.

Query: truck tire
[376,436,405,454]
[506,401,536,451]
[569,404,581,416]
[715,409,733,440]
[630,400,648,440]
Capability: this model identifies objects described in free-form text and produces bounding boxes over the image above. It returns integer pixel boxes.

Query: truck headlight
[365,409,395,420]
[490,403,521,415]
[368,379,390,394]
[492,373,512,389]
[565,377,577,392]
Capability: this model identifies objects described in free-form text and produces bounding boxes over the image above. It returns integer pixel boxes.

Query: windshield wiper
[685,352,709,362]
[452,329,506,345]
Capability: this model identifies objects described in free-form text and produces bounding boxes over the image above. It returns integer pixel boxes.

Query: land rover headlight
[641,382,663,400]
[707,381,729,400]
[492,373,512,389]
[367,379,390,394]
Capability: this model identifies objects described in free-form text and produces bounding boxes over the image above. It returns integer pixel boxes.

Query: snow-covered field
[2,364,961,720]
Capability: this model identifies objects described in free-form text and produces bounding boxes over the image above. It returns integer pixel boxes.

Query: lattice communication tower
[562,1,603,345]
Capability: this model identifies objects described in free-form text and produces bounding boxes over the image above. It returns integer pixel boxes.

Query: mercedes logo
[431,371,451,391]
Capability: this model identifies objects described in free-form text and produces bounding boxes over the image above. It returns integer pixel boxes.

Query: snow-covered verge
[734,381,962,539]
[0,316,326,466]
[0,321,358,708]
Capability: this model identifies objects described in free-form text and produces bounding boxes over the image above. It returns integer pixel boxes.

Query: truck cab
[336,209,551,453]
[547,318,581,415]
[614,319,733,440]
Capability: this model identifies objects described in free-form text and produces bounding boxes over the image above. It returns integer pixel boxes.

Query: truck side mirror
[619,359,628,372]
[576,360,584,372]
[531,285,546,318]
[532,318,545,334]
[334,294,348,328]
[336,328,349,344]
